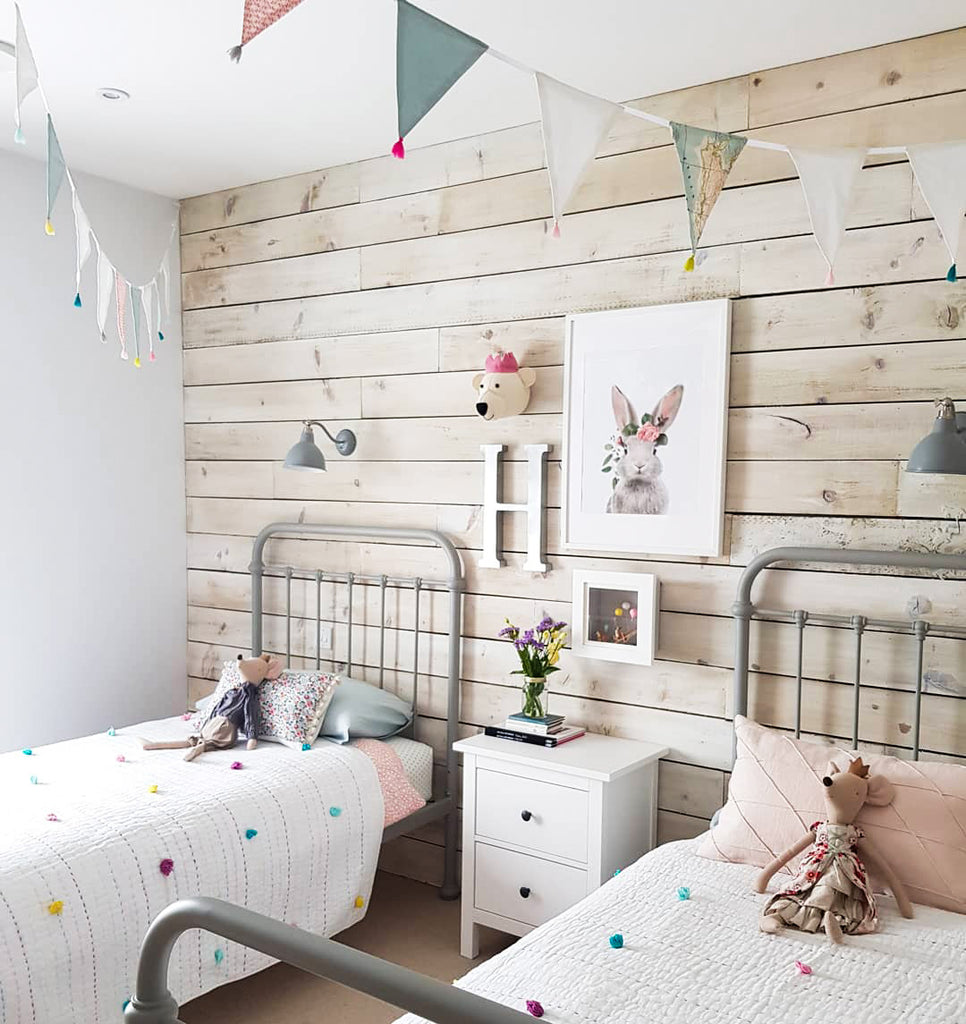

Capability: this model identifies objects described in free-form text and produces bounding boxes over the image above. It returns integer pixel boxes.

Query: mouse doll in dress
[755,757,914,943]
[142,654,282,761]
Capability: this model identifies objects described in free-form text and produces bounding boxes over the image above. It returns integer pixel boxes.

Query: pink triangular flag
[229,0,305,60]
[788,147,867,284]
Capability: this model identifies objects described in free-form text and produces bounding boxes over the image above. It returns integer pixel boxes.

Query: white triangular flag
[788,147,867,285]
[158,251,171,339]
[534,73,619,235]
[95,246,114,342]
[906,142,966,282]
[13,4,38,142]
[140,280,157,361]
[72,191,93,302]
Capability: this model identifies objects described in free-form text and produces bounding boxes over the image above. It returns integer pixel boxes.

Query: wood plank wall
[179,28,966,884]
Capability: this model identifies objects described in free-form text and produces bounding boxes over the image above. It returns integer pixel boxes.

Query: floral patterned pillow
[201,661,339,750]
[258,668,340,749]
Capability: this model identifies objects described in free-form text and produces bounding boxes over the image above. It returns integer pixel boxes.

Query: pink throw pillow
[698,716,966,914]
[351,738,426,827]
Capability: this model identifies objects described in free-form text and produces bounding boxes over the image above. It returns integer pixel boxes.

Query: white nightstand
[454,732,668,958]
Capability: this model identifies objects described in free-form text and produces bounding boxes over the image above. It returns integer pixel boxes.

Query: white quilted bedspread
[399,838,966,1024]
[0,716,384,1024]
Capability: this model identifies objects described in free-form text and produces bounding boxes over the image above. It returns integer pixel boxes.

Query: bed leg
[123,992,182,1023]
[439,809,460,901]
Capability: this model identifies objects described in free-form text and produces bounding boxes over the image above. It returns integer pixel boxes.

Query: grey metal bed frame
[126,544,966,1024]
[250,522,464,899]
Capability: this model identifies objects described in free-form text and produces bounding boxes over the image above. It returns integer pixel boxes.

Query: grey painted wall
[0,148,186,751]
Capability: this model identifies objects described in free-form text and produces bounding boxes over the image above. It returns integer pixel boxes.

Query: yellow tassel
[48,900,64,915]
[354,896,365,908]
[148,784,158,794]
[683,254,695,272]
[134,357,141,368]
[44,220,55,236]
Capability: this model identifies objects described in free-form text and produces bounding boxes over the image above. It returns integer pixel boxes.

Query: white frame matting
[561,299,731,557]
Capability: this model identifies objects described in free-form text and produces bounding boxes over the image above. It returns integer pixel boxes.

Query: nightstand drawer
[475,768,589,862]
[474,842,587,928]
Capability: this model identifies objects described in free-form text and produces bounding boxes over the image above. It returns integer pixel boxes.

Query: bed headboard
[248,523,464,834]
[733,546,966,764]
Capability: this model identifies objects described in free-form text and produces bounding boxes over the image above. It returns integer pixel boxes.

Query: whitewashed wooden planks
[179,30,966,882]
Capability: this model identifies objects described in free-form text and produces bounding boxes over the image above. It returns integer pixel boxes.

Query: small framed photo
[571,570,659,666]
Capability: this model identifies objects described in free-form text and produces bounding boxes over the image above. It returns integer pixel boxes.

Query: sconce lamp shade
[283,422,357,472]
[906,398,966,475]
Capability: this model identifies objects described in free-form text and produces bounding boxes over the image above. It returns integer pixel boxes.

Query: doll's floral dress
[762,821,878,935]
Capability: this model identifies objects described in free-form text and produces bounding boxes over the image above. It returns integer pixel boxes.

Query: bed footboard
[124,898,531,1024]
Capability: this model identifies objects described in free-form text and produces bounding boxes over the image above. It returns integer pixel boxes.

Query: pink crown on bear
[484,351,519,374]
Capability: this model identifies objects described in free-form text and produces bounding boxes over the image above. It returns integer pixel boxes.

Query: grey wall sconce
[284,421,357,472]
[906,398,966,475]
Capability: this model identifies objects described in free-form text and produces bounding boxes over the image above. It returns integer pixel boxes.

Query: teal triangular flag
[46,114,67,229]
[394,0,487,155]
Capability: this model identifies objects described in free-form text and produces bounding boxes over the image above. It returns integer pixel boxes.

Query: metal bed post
[123,898,530,1024]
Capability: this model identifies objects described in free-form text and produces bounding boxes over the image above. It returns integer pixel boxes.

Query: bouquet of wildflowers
[499,616,568,718]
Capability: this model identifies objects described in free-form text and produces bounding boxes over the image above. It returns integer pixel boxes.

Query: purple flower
[514,638,528,651]
[538,616,554,632]
[522,629,535,643]
[553,621,567,631]
[530,639,546,651]
[499,626,518,638]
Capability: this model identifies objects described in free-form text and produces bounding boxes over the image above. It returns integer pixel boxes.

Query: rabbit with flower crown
[605,384,684,515]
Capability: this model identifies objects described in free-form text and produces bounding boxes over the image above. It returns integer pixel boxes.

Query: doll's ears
[864,773,897,806]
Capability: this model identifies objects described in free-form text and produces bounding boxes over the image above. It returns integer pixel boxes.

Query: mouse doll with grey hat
[142,654,283,762]
[755,757,914,943]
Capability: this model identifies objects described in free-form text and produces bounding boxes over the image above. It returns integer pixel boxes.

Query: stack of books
[484,712,585,748]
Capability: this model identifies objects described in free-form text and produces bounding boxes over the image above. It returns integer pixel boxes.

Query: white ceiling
[0,1,963,199]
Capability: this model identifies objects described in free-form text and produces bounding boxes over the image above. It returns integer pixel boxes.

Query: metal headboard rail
[250,523,464,900]
[733,546,966,763]
[124,897,531,1024]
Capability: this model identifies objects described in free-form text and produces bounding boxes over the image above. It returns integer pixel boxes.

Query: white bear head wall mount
[472,352,536,420]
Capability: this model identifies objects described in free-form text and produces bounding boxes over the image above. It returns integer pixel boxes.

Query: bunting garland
[671,122,747,271]
[788,147,867,285]
[906,142,966,283]
[535,74,619,235]
[224,0,965,283]
[12,6,177,365]
[392,0,487,159]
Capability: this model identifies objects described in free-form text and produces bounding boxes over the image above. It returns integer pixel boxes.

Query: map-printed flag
[671,122,747,270]
[788,147,867,285]
[535,73,620,235]
[906,142,966,282]
[393,0,487,159]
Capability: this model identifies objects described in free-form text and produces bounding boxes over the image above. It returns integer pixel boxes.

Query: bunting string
[12,3,177,365]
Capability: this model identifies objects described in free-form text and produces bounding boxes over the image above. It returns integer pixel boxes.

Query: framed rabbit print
[561,299,731,557]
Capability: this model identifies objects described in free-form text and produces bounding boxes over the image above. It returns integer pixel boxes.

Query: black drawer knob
[519,886,531,899]
[520,809,532,822]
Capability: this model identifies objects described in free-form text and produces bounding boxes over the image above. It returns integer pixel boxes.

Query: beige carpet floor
[179,872,515,1023]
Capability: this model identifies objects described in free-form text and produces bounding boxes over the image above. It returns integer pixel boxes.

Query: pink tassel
[824,267,835,286]
[391,137,405,160]
[794,960,812,976]
[551,221,560,239]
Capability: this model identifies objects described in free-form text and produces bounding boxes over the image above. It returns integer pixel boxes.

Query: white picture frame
[571,570,659,666]
[561,299,731,557]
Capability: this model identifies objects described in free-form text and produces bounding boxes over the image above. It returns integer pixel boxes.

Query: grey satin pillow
[317,677,413,743]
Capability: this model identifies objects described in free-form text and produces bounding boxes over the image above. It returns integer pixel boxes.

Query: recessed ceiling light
[97,87,130,101]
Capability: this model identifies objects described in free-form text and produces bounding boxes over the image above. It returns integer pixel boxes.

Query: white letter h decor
[478,444,551,572]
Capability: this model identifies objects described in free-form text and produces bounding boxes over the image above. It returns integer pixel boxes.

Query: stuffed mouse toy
[143,654,283,762]
[755,757,914,943]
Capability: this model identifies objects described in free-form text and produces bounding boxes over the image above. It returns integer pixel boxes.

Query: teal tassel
[947,263,957,283]
[158,330,164,341]
[14,126,25,145]
[73,292,82,308]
